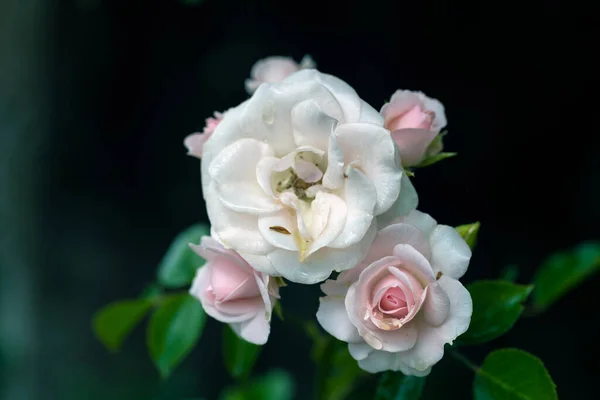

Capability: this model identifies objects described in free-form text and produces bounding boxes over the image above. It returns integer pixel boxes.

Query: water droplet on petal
[262,100,275,125]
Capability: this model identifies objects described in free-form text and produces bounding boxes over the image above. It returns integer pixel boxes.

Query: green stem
[449,349,480,373]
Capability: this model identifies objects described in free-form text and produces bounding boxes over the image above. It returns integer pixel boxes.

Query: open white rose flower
[316,210,473,375]
[200,69,418,284]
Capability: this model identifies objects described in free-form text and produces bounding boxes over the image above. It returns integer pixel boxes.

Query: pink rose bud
[380,90,447,167]
[316,210,472,376]
[189,236,280,345]
[184,110,228,159]
[245,55,316,94]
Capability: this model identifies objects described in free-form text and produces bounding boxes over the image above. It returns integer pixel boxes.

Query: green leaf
[375,372,426,400]
[455,222,481,249]
[474,348,557,400]
[532,241,600,311]
[415,152,456,168]
[461,281,533,345]
[92,299,153,352]
[223,324,262,380]
[321,340,365,400]
[219,369,295,400]
[157,223,210,288]
[147,293,206,378]
[499,264,519,282]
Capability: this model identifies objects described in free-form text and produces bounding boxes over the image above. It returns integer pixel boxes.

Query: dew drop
[262,100,275,125]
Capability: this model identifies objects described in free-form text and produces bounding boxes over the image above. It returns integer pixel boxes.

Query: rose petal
[230,312,271,345]
[348,341,374,361]
[322,134,345,189]
[397,276,472,372]
[376,170,419,228]
[391,244,436,283]
[306,192,348,256]
[335,122,402,215]
[293,158,323,182]
[258,211,298,251]
[328,166,377,249]
[316,296,362,343]
[184,133,208,159]
[392,210,438,237]
[291,99,337,151]
[209,138,281,214]
[268,221,376,284]
[391,128,438,167]
[361,223,431,267]
[430,225,472,279]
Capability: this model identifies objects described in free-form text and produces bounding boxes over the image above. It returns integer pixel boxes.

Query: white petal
[284,70,361,124]
[376,171,419,228]
[328,166,377,249]
[316,296,362,343]
[258,211,298,251]
[291,99,337,150]
[398,276,472,372]
[348,341,373,361]
[322,134,345,189]
[306,192,347,256]
[204,181,274,255]
[335,123,402,215]
[256,157,279,198]
[238,252,278,276]
[268,221,376,284]
[430,225,472,279]
[209,138,281,214]
[359,100,385,125]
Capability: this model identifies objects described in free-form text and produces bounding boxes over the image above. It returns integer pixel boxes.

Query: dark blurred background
[1,0,598,399]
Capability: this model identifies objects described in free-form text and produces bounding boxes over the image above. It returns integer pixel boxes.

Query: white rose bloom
[200,69,418,284]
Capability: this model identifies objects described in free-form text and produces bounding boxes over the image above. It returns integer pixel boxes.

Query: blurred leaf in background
[532,241,600,311]
[222,325,262,380]
[375,372,426,400]
[219,369,295,400]
[461,281,533,345]
[93,298,154,352]
[147,293,206,378]
[157,223,210,288]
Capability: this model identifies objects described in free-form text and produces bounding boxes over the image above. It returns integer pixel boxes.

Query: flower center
[272,150,325,202]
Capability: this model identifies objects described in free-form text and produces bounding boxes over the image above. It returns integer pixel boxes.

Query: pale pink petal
[391,128,438,167]
[320,279,349,297]
[430,225,472,280]
[397,276,472,373]
[391,244,436,282]
[391,210,438,237]
[293,158,323,182]
[230,312,271,345]
[362,223,431,266]
[210,258,260,301]
[348,341,373,361]
[184,133,209,159]
[421,281,451,326]
[316,296,362,343]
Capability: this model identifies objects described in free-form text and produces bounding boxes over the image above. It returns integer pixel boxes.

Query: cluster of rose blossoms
[184,55,473,376]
